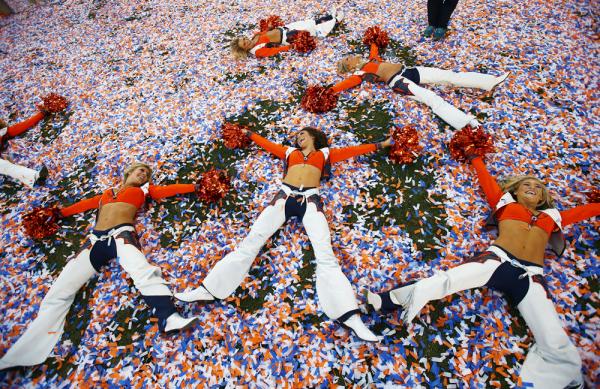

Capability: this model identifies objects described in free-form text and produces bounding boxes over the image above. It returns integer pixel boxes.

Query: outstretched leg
[302,200,377,341]
[0,249,97,369]
[115,232,196,332]
[370,253,502,323]
[517,281,583,389]
[400,78,477,130]
[179,198,287,301]
[285,11,339,38]
[0,158,46,188]
[416,66,509,91]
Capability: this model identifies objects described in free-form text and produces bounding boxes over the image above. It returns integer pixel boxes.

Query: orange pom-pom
[39,93,68,113]
[259,15,285,32]
[22,206,61,239]
[222,123,251,149]
[301,86,338,113]
[290,31,317,53]
[389,126,423,164]
[448,125,495,162]
[363,26,390,49]
[196,169,231,203]
[586,188,600,203]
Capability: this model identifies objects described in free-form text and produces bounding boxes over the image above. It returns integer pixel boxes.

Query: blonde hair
[123,162,152,184]
[501,175,555,209]
[337,56,368,74]
[230,38,250,60]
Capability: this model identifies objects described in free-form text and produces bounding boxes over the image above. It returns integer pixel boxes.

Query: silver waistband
[280,184,319,197]
[89,225,135,245]
[487,245,544,278]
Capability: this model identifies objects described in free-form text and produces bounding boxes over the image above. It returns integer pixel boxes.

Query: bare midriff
[254,29,282,45]
[94,202,138,231]
[493,220,549,265]
[282,164,322,189]
[374,63,405,83]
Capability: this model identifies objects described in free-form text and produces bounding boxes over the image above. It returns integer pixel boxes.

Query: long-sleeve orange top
[331,44,384,93]
[249,132,378,173]
[471,157,600,234]
[60,184,196,217]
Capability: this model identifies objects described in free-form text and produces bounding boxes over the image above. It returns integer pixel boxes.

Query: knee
[43,286,77,305]
[315,252,340,269]
[418,271,450,290]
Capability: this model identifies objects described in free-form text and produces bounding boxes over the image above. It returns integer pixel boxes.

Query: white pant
[0,158,38,188]
[283,16,336,42]
[395,66,503,130]
[203,193,359,320]
[0,230,173,369]
[391,250,583,389]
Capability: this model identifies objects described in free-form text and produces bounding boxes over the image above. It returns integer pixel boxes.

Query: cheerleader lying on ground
[230,10,343,59]
[0,163,202,369]
[368,154,598,388]
[176,127,392,342]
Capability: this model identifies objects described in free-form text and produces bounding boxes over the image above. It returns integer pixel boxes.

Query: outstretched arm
[6,112,46,138]
[254,45,292,58]
[329,139,392,164]
[368,43,382,61]
[331,74,364,94]
[248,131,288,159]
[148,184,196,200]
[560,203,600,227]
[470,157,504,208]
[59,194,102,217]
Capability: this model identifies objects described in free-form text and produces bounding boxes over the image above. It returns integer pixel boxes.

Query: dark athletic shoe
[423,25,435,37]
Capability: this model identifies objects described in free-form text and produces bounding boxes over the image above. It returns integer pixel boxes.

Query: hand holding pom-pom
[586,188,600,203]
[222,123,251,149]
[290,31,317,53]
[301,86,338,113]
[195,169,231,203]
[388,126,422,164]
[259,15,285,32]
[363,26,390,49]
[38,93,68,114]
[449,125,495,162]
[22,206,61,239]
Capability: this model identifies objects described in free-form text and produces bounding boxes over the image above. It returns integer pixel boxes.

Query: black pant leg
[438,0,459,28]
[427,0,443,26]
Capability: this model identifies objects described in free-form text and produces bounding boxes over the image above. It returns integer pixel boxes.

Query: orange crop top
[331,44,383,93]
[60,184,196,217]
[251,33,291,58]
[249,132,378,171]
[472,157,600,234]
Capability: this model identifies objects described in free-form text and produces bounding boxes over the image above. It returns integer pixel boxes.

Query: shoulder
[319,147,330,159]
[285,147,298,158]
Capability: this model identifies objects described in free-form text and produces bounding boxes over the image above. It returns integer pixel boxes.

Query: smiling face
[296,130,315,150]
[124,166,151,187]
[337,55,363,74]
[515,178,545,206]
[238,37,254,51]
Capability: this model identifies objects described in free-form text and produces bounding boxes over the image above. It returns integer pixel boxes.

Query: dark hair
[299,127,329,149]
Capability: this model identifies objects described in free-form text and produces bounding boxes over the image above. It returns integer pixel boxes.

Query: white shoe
[342,314,379,342]
[468,119,482,128]
[331,7,344,23]
[174,285,215,302]
[163,313,198,333]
